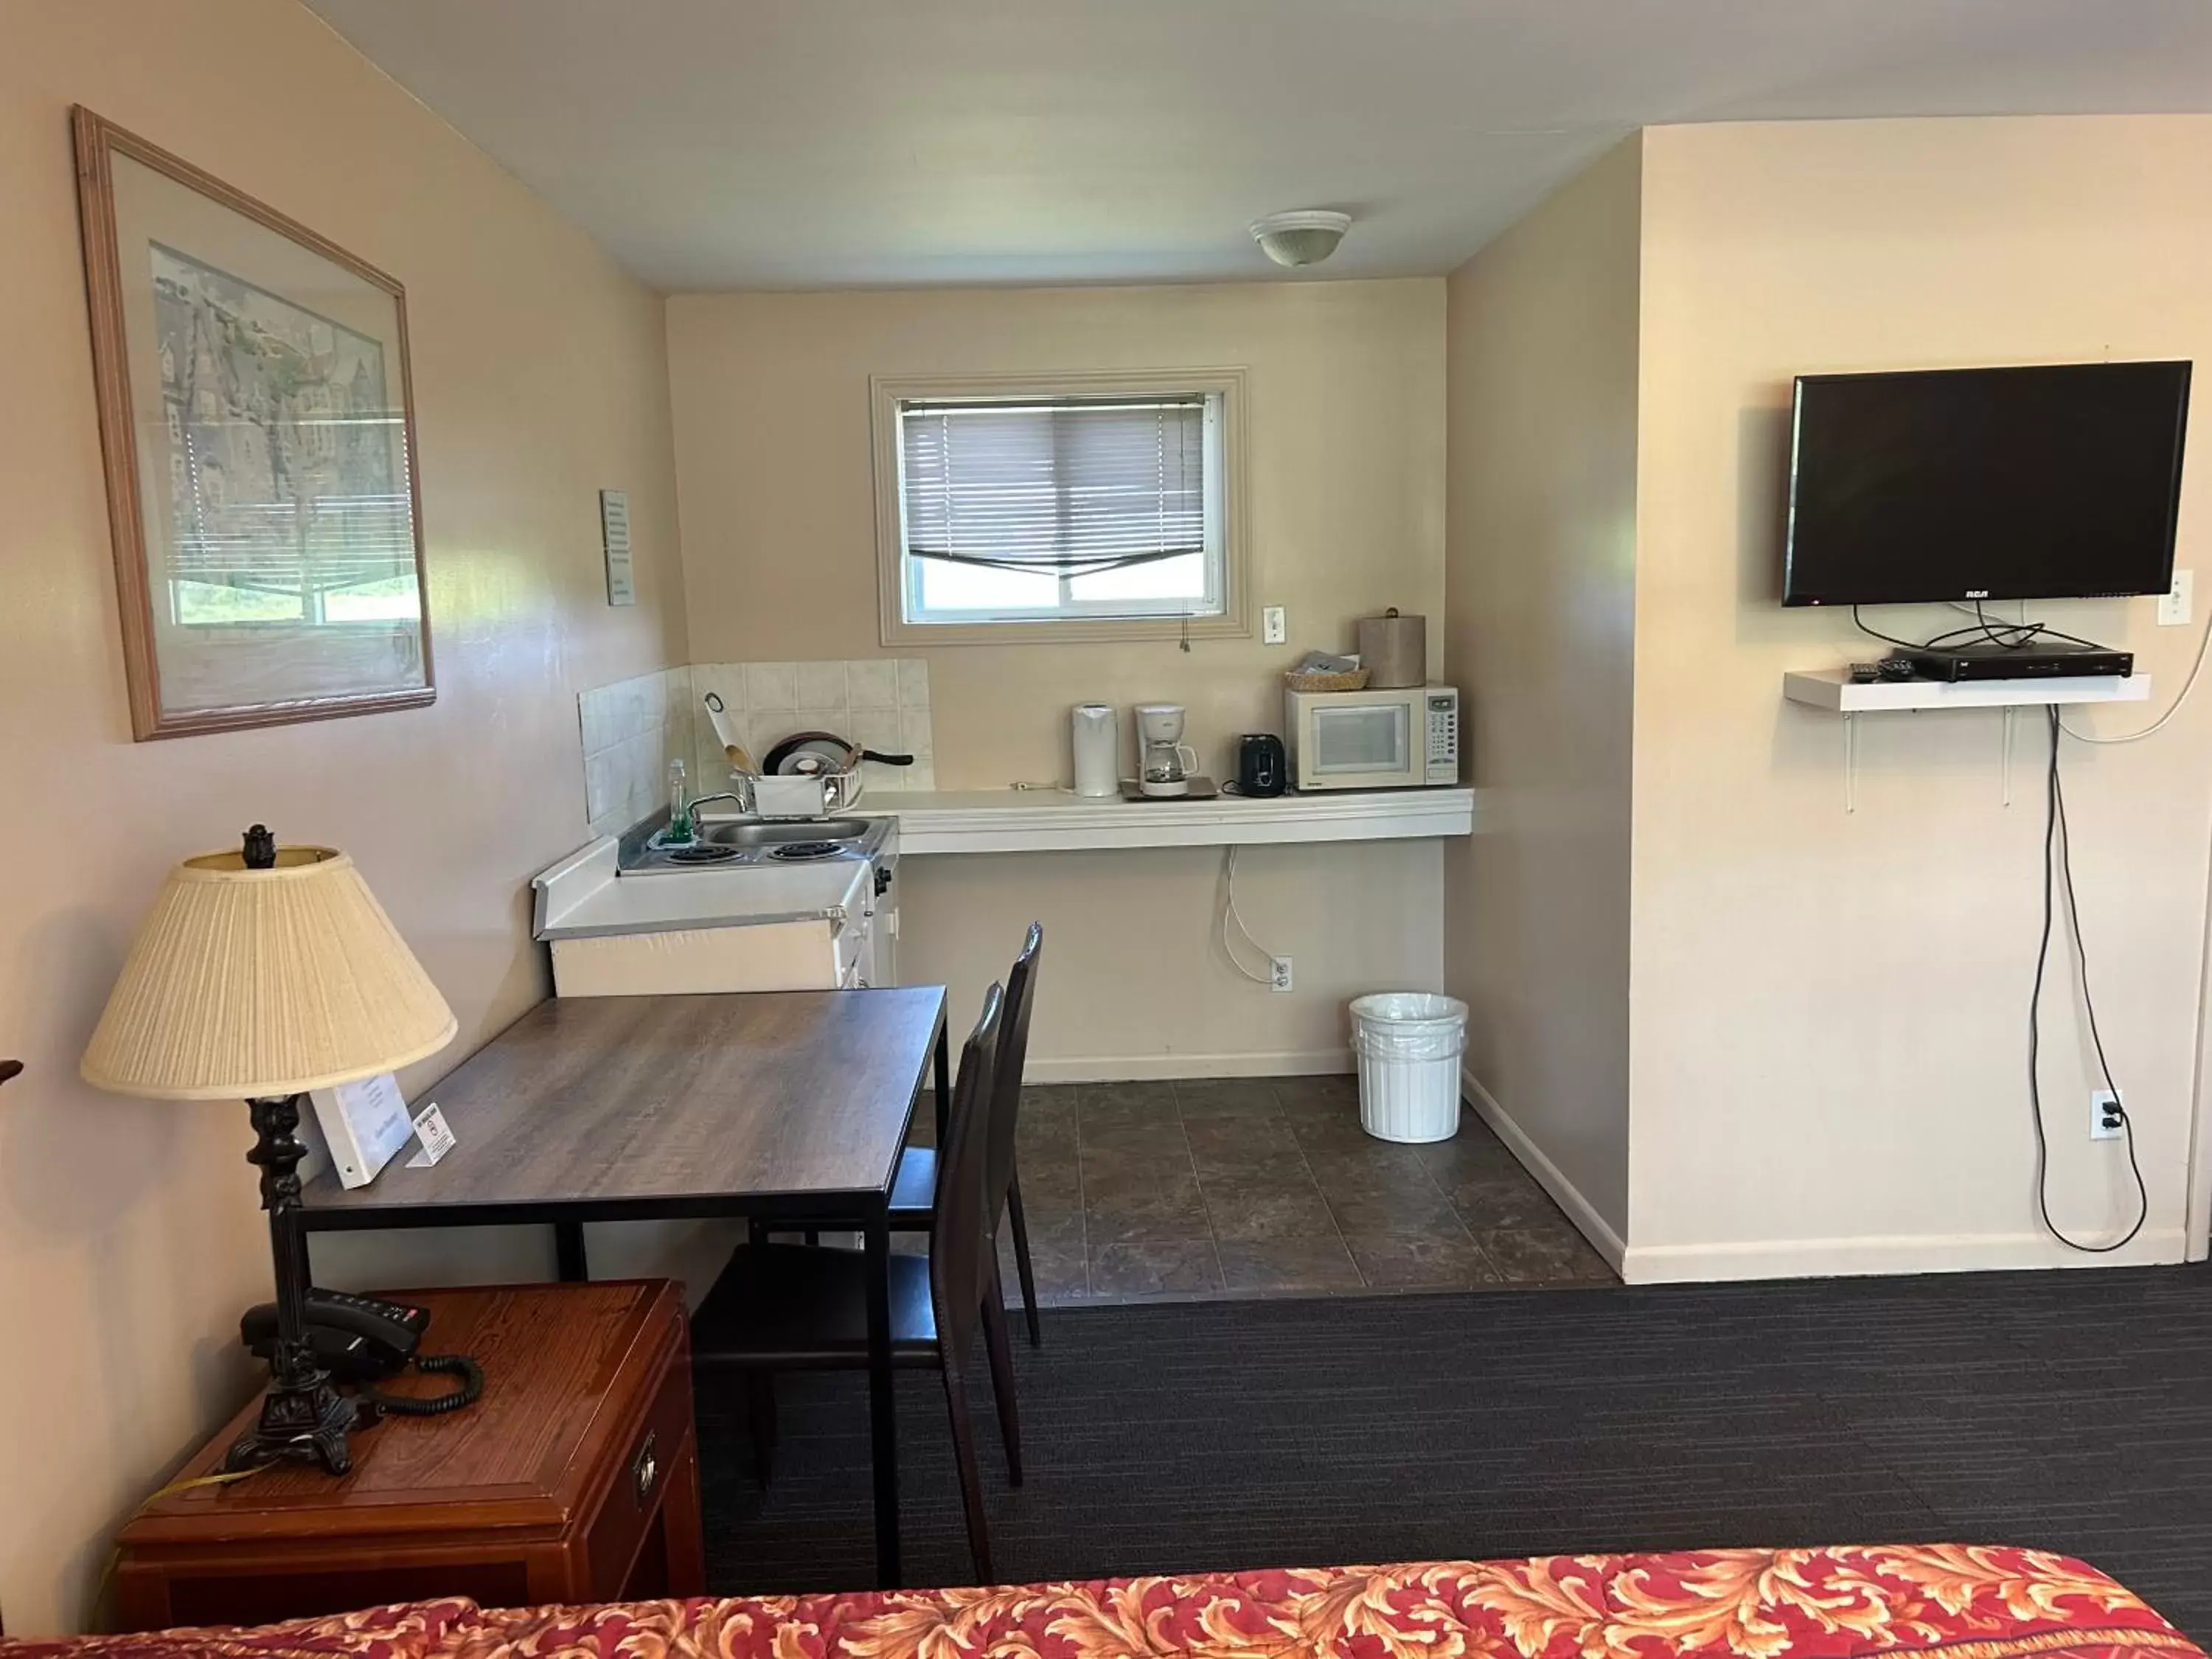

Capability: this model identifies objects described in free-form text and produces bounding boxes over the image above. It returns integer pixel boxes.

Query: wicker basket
[1284,666,1371,693]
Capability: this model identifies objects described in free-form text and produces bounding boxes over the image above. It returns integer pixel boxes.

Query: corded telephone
[240,1289,483,1419]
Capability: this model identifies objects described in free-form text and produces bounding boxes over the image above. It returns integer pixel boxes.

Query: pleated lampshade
[82,843,457,1101]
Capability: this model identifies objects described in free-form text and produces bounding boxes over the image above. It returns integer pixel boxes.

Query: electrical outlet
[2091,1089,2125,1141]
[1262,605,1287,646]
[2159,568,2193,627]
[1269,955,1293,992]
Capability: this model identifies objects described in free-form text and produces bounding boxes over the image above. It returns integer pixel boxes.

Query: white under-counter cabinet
[531,826,897,995]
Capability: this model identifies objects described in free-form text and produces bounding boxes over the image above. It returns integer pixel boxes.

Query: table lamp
[82,827,456,1474]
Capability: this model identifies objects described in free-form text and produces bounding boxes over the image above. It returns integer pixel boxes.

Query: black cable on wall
[2028,706,2149,1254]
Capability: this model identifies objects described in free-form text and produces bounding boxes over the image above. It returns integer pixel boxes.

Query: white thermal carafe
[1071,703,1119,798]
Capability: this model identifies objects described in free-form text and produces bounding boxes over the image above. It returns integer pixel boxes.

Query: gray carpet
[695,1265,2212,1638]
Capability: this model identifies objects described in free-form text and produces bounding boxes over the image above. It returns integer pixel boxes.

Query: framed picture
[72,108,434,740]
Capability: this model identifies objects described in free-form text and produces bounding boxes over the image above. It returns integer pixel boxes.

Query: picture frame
[72,107,434,740]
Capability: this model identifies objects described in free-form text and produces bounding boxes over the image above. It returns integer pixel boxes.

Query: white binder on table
[307,1071,414,1189]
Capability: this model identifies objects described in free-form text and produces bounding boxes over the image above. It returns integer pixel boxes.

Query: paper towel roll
[1357,610,1427,689]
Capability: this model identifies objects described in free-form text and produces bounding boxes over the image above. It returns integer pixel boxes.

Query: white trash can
[1349,992,1469,1143]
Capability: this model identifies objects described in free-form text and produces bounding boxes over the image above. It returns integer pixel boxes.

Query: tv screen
[1782,361,2191,608]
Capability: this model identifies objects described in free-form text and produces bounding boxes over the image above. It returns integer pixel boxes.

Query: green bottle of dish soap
[667,757,694,844]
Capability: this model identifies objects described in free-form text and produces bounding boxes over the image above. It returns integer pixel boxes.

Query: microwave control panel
[1425,691,1460,783]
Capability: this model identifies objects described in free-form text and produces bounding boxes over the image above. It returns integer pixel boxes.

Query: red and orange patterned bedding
[3,1545,2198,1659]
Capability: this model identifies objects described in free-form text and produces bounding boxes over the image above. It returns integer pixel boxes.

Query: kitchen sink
[700,817,874,847]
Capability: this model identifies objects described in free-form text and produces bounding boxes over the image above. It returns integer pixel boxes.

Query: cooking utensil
[700,692,757,775]
[760,730,915,776]
[770,737,849,776]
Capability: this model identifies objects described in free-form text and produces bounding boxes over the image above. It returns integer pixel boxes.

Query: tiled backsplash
[687,659,935,796]
[576,659,935,838]
[578,666,693,838]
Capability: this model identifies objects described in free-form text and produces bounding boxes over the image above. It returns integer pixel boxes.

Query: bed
[2,1545,2197,1659]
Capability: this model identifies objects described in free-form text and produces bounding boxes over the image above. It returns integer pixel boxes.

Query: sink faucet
[687,788,751,823]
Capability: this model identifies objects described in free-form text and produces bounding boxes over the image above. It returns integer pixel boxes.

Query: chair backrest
[929,981,1004,1366]
[984,923,1043,1231]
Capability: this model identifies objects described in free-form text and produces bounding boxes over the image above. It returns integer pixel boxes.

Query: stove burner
[768,841,846,862]
[664,843,740,864]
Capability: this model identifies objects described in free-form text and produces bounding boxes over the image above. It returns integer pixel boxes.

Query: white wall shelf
[1783,668,2152,712]
[1782,669,2153,813]
[855,787,1479,855]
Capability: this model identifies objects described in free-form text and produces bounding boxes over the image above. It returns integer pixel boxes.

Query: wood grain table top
[119,1281,682,1541]
[300,989,945,1222]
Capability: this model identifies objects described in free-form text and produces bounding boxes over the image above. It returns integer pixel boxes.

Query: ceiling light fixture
[1250,209,1352,268]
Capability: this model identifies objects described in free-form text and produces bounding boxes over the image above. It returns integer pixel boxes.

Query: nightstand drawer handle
[633,1430,659,1506]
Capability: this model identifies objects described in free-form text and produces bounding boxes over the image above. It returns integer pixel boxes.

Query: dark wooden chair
[691,984,1018,1582]
[890,923,1045,1344]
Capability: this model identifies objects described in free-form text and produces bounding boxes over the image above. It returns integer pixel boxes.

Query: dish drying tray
[749,769,865,819]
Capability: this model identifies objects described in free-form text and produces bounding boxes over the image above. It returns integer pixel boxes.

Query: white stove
[532,813,899,994]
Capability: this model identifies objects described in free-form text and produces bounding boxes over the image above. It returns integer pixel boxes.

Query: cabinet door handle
[632,1430,659,1506]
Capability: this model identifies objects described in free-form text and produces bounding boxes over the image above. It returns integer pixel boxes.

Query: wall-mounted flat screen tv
[1782,360,2191,607]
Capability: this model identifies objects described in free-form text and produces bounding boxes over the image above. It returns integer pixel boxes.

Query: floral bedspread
[4,1545,2199,1659]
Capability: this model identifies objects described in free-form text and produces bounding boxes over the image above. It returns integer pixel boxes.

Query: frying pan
[760,729,915,777]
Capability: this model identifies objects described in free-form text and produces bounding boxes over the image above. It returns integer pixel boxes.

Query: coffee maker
[1134,704,1199,798]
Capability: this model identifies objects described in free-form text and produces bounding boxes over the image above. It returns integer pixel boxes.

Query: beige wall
[902,841,1445,1082]
[1442,140,1642,1250]
[0,0,684,1631]
[668,282,1445,780]
[1627,116,2212,1279]
[669,282,1450,1071]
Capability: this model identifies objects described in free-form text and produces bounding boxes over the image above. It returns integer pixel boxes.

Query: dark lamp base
[224,1377,364,1475]
[239,1091,365,1477]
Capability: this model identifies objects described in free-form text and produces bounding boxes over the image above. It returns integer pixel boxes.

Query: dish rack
[748,766,865,819]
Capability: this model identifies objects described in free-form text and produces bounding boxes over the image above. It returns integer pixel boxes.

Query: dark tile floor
[945,1074,1616,1302]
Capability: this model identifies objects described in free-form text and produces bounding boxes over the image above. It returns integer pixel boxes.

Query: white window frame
[872,367,1251,647]
[895,395,1225,627]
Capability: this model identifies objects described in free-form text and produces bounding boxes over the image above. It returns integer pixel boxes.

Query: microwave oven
[1283,685,1458,791]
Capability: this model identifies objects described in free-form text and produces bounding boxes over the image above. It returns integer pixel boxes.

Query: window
[873,370,1247,645]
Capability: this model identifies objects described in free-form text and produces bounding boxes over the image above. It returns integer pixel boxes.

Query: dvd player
[1904,639,2133,682]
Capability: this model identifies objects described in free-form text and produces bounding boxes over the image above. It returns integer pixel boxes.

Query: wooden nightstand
[114,1280,703,1632]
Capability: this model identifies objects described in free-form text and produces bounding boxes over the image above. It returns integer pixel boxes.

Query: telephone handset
[240,1289,483,1419]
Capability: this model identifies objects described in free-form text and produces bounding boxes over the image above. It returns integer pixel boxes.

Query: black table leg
[554,1221,589,1282]
[933,1021,950,1143]
[863,1203,901,1587]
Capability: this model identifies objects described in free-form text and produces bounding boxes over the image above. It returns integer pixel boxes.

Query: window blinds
[900,397,1207,576]
[167,415,417,599]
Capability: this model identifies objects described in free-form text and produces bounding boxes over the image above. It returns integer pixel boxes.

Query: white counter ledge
[533,837,871,940]
[852,786,1479,855]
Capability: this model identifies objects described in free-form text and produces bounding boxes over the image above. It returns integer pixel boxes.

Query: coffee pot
[1134,704,1200,798]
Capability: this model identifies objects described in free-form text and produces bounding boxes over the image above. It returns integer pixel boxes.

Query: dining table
[296,987,951,1588]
